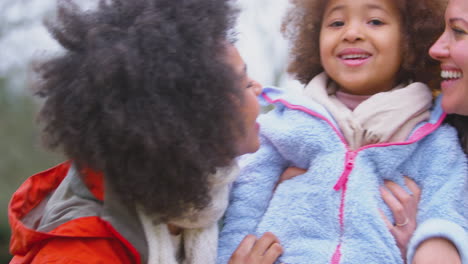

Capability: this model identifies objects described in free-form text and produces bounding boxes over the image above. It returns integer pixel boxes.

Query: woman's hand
[229,232,283,264]
[380,177,421,259]
[412,238,461,264]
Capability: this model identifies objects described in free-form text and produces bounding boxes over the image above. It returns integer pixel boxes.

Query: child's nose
[343,24,364,42]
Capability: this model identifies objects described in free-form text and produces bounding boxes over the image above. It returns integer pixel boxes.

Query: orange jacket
[9,162,143,264]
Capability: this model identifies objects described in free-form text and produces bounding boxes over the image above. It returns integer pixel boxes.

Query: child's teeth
[342,54,369,59]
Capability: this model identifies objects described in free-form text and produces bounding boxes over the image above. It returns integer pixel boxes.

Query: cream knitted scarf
[304,72,433,150]
[137,164,239,264]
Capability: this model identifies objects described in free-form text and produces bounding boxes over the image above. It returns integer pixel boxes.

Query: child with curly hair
[218,0,468,263]
[8,0,284,263]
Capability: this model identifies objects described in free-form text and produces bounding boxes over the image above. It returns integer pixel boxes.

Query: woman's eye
[452,27,467,35]
[368,19,384,26]
[329,21,345,27]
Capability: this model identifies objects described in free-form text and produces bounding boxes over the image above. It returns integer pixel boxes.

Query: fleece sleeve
[406,125,468,264]
[217,134,288,264]
[407,219,468,263]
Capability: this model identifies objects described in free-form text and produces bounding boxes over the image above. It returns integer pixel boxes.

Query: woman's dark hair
[34,0,243,220]
[446,115,468,154]
[282,0,446,90]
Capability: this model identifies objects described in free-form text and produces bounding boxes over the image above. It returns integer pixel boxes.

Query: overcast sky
[0,0,302,93]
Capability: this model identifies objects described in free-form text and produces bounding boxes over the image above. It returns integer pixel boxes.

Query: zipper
[334,151,357,191]
[331,151,357,264]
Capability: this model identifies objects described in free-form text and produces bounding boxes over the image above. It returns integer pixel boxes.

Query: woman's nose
[429,31,450,60]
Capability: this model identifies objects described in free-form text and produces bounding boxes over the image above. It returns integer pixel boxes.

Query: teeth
[441,70,463,79]
[341,54,370,59]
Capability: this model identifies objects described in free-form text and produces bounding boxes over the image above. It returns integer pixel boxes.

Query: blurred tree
[0,76,62,262]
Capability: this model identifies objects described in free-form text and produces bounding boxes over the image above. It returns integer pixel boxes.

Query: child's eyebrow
[324,5,345,17]
[364,4,393,15]
[324,4,389,17]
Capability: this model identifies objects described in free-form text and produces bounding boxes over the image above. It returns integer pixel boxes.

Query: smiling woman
[6,0,283,263]
[426,0,468,157]
[225,44,263,155]
[403,2,468,263]
[429,0,468,116]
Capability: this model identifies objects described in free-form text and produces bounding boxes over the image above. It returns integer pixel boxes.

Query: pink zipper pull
[334,151,357,191]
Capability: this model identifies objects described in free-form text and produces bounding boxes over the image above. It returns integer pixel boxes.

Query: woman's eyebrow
[449,17,468,26]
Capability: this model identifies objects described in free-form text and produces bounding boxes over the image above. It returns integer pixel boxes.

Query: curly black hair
[282,0,446,90]
[34,0,243,220]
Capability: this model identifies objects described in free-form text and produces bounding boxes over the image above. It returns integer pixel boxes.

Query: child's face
[320,0,403,95]
[429,0,468,115]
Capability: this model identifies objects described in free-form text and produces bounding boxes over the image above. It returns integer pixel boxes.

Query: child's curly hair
[34,0,243,220]
[282,0,446,90]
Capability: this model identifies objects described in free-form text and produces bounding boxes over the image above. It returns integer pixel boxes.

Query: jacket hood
[8,162,112,256]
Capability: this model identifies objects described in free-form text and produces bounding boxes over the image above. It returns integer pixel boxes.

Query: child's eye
[246,81,254,89]
[368,19,384,26]
[329,21,345,27]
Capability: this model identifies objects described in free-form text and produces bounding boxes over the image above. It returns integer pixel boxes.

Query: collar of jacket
[258,86,447,148]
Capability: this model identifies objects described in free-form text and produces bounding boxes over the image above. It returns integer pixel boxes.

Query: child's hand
[229,232,283,264]
[380,177,421,259]
[412,238,461,264]
[278,167,307,184]
[273,167,307,192]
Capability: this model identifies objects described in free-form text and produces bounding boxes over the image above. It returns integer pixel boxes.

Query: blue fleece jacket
[218,87,468,264]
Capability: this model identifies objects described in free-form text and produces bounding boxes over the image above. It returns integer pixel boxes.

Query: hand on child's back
[229,232,283,264]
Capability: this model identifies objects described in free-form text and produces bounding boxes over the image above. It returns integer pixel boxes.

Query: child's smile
[337,48,372,67]
[320,0,403,95]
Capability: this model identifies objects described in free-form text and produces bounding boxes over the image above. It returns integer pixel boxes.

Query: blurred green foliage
[0,76,62,262]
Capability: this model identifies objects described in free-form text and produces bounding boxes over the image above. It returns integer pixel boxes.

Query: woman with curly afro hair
[218,0,467,263]
[8,0,284,263]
